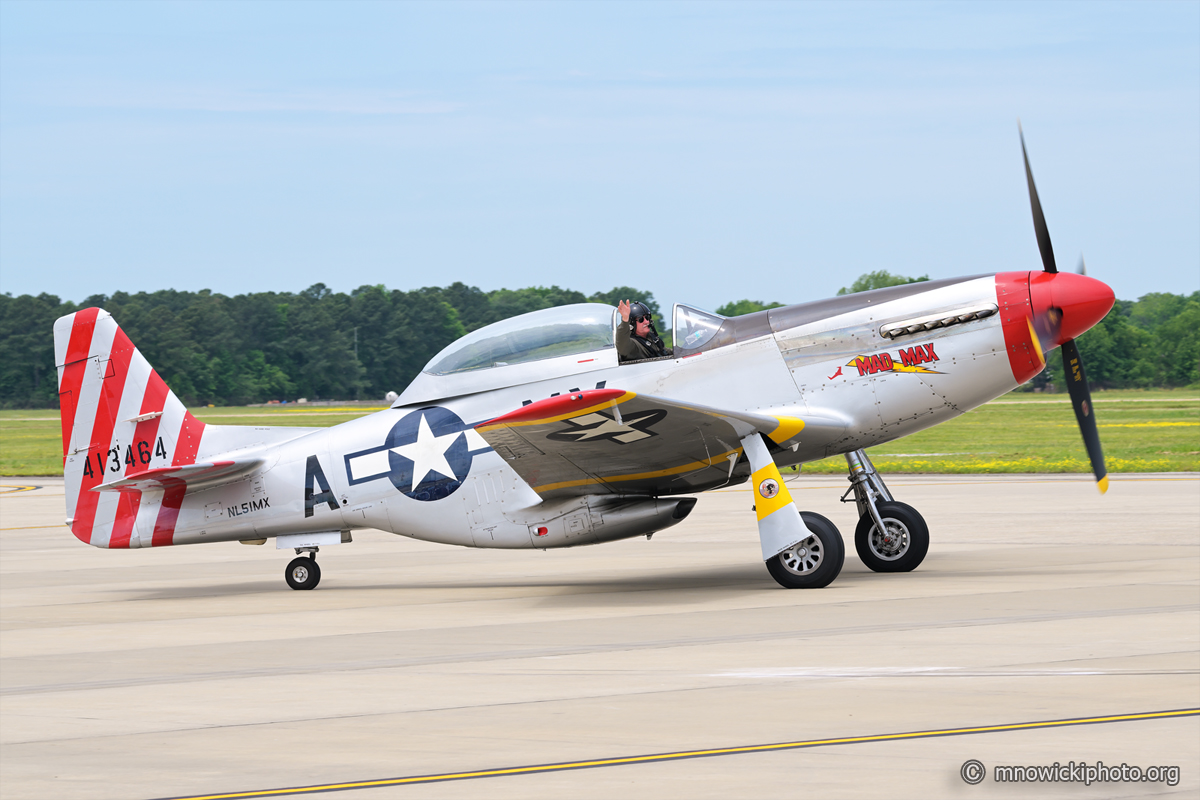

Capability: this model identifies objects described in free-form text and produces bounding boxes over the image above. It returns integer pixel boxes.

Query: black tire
[854,501,929,573]
[285,556,321,590]
[765,511,845,589]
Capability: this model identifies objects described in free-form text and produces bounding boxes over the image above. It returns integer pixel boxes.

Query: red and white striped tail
[54,308,206,548]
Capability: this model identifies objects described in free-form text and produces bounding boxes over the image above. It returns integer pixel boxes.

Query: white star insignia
[391,414,462,490]
[560,412,653,443]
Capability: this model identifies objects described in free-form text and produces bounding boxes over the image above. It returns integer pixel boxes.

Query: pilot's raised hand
[618,299,630,322]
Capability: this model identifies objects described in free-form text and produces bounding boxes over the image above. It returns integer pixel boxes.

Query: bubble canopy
[396,303,620,406]
[423,304,616,375]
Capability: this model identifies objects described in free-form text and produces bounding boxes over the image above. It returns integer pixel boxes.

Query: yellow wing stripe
[765,416,805,445]
[532,448,742,494]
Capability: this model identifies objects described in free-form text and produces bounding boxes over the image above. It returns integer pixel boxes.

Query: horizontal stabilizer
[93,458,263,493]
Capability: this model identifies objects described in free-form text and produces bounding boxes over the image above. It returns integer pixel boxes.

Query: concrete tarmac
[1,474,1197,799]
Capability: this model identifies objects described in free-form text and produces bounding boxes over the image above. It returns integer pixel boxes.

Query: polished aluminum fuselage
[142,274,1021,552]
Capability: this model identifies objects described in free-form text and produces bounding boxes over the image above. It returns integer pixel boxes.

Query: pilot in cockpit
[616,299,673,362]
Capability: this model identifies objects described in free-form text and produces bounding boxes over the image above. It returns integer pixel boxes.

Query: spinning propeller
[1019,125,1114,493]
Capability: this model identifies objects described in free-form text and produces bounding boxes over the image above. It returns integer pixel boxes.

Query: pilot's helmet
[628,301,653,324]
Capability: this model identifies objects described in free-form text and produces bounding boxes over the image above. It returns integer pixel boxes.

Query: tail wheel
[765,511,845,589]
[285,556,321,590]
[854,501,929,573]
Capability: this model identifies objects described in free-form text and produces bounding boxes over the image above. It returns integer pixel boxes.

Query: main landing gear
[841,450,929,573]
[285,548,321,590]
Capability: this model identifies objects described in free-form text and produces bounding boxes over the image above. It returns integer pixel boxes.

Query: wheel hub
[869,519,910,561]
[292,564,310,582]
[779,535,823,575]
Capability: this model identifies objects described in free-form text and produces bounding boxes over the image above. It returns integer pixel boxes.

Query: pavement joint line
[14,665,1200,750]
[154,708,1200,800]
[6,603,1193,697]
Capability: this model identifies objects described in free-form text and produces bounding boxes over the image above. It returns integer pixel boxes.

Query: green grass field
[801,389,1199,474]
[1,391,1196,477]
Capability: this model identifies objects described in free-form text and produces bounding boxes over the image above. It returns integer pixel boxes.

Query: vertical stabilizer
[54,308,206,548]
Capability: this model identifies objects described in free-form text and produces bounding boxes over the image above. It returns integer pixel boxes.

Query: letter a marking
[305,455,340,518]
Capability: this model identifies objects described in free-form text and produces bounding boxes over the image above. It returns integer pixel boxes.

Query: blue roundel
[385,407,474,501]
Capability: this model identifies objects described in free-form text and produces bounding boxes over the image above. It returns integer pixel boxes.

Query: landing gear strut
[285,547,321,590]
[842,450,929,573]
[741,431,845,589]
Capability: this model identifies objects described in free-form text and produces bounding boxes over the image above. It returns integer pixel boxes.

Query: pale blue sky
[1,1,1197,313]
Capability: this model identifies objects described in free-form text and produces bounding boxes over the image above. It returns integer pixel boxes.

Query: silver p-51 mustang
[53,133,1114,590]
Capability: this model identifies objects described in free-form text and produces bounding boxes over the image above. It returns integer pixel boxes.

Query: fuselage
[74,270,1113,552]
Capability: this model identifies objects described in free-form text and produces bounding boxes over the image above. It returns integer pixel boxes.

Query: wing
[475,388,804,499]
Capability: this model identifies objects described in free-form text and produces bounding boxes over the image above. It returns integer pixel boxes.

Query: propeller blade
[1029,306,1063,357]
[1060,338,1108,493]
[1076,255,1087,276]
[1019,124,1058,274]
[1025,316,1047,368]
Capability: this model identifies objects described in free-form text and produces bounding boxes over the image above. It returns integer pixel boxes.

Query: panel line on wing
[531,447,743,494]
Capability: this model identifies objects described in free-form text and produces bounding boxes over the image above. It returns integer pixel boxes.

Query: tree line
[1032,288,1200,391]
[1,276,1195,409]
[0,283,661,408]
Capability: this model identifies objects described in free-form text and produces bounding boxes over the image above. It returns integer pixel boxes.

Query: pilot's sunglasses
[634,315,652,323]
